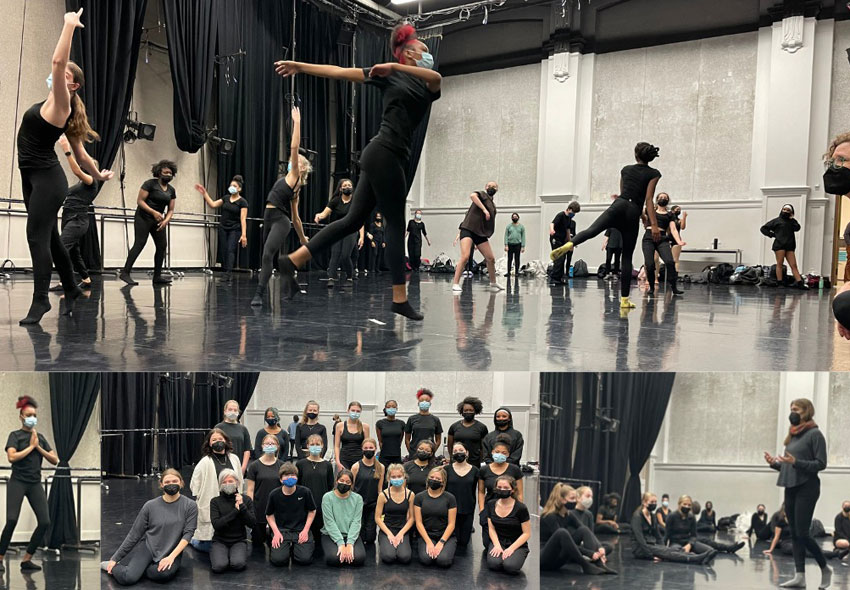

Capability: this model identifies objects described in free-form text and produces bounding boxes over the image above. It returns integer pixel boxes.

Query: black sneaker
[48,283,64,292]
[118,270,138,286]
[20,560,42,571]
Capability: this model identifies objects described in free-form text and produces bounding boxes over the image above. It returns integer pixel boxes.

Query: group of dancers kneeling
[102,433,531,585]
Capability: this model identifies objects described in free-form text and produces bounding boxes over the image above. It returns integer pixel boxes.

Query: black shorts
[459,228,489,246]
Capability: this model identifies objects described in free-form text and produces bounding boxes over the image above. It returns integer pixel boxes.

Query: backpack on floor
[572,259,589,277]
[709,263,735,284]
[717,515,739,530]
[811,519,827,537]
[730,266,760,285]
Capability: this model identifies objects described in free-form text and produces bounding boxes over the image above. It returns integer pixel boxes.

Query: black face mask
[160,174,173,184]
[341,188,353,196]
[844,506,850,513]
[306,412,318,421]
[494,419,509,429]
[647,503,657,512]
[375,218,382,223]
[462,412,475,422]
[758,509,765,515]
[163,484,180,496]
[780,211,791,219]
[417,451,432,461]
[452,452,467,463]
[211,441,226,453]
[511,217,519,223]
[494,489,512,499]
[336,483,351,494]
[823,166,850,195]
[363,450,375,459]
[486,187,497,197]
[427,479,443,491]
[564,501,577,510]
[789,412,802,426]
[266,418,278,426]
[706,506,712,512]
[680,506,691,515]
[658,198,669,207]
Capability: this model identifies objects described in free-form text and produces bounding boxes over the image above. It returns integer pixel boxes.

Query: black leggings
[571,198,641,297]
[455,512,474,548]
[785,477,827,572]
[370,243,386,272]
[123,209,167,276]
[328,232,357,280]
[257,207,292,293]
[507,244,522,274]
[833,290,850,330]
[60,211,91,280]
[540,529,594,572]
[307,142,407,286]
[605,248,622,274]
[219,227,241,273]
[0,478,50,556]
[21,165,76,297]
[110,540,183,585]
[408,237,422,270]
[641,237,677,287]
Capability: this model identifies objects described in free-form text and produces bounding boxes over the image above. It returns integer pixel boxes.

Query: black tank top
[339,423,364,465]
[353,459,379,505]
[643,211,671,240]
[382,488,411,534]
[17,101,72,169]
[266,176,297,217]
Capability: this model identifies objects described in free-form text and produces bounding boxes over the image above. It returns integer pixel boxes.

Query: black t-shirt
[403,460,433,495]
[605,227,623,249]
[370,222,385,245]
[362,68,441,160]
[220,196,248,231]
[407,220,427,243]
[5,430,51,484]
[478,463,523,504]
[265,485,317,532]
[63,180,101,214]
[770,512,790,539]
[404,414,443,451]
[245,459,284,516]
[295,459,334,511]
[486,499,530,548]
[445,464,479,514]
[295,422,328,459]
[376,418,405,459]
[447,420,489,466]
[214,422,252,461]
[328,195,352,223]
[140,178,176,218]
[414,491,457,541]
[620,164,662,207]
[551,211,577,242]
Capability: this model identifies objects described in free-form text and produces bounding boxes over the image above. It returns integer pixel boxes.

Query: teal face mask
[385,408,397,417]
[308,445,322,456]
[349,411,361,420]
[492,452,507,464]
[416,52,435,70]
[418,401,431,411]
[389,478,404,487]
[262,445,278,455]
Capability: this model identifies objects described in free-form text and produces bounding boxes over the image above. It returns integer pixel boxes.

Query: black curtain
[539,372,578,504]
[216,0,293,268]
[334,39,353,183]
[404,35,441,192]
[355,24,391,160]
[66,0,148,272]
[45,373,100,548]
[101,372,158,476]
[163,0,219,153]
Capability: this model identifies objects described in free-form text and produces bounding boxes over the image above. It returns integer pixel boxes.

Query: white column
[348,372,385,433]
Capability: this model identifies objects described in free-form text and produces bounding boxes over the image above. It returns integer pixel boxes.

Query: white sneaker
[452,283,463,292]
[489,282,505,292]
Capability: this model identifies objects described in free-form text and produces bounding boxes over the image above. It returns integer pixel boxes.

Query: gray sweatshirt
[772,427,827,489]
[112,495,198,562]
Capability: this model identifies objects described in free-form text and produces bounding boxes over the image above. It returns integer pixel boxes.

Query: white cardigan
[190,453,243,541]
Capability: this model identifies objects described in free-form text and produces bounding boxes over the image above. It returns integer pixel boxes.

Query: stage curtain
[538,372,578,504]
[101,372,158,476]
[65,0,148,272]
[45,372,100,548]
[355,24,391,158]
[162,0,219,152]
[216,0,293,268]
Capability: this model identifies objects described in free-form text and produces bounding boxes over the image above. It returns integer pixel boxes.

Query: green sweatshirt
[321,490,364,546]
[505,223,526,247]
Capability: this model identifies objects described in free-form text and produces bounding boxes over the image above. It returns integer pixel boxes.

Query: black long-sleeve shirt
[760,216,801,251]
[630,509,662,557]
[210,493,256,545]
[482,427,524,465]
[664,511,698,547]
[835,514,850,544]
[698,510,716,529]
[748,512,769,536]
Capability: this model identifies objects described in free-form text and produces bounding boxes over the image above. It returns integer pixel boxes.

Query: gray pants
[485,544,529,574]
[110,541,182,585]
[417,535,457,568]
[269,530,314,566]
[378,530,412,564]
[210,540,248,573]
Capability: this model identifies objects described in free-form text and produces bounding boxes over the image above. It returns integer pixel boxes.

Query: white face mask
[225,411,238,421]
[580,496,593,509]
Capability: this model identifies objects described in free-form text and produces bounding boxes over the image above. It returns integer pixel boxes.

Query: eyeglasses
[825,156,850,170]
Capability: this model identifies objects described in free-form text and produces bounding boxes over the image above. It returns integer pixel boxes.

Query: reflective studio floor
[101,478,539,590]
[541,531,850,590]
[0,548,100,590]
[0,271,847,372]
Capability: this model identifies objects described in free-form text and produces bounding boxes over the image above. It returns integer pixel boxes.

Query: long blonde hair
[65,61,99,144]
[784,397,816,445]
[541,482,574,518]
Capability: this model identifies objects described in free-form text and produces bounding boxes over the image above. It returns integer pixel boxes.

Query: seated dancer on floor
[539,482,616,575]
[596,492,630,535]
[574,486,613,555]
[375,463,415,565]
[764,503,846,562]
[414,466,458,568]
[631,492,716,565]
[834,500,850,560]
[748,504,772,541]
[102,469,197,585]
[267,462,317,566]
[664,495,743,556]
[209,469,255,573]
[321,469,367,567]
[484,475,531,574]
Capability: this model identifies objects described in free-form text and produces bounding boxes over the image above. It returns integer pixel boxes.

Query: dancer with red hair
[273,23,441,320]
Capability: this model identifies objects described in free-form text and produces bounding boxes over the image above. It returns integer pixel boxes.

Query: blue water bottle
[569,265,574,278]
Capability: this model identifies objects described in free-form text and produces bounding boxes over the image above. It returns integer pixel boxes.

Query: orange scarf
[789,420,817,438]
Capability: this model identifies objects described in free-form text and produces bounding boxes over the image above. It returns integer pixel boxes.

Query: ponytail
[65,62,99,144]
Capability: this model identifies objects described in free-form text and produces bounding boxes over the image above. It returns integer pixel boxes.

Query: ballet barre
[101,427,216,477]
[679,248,743,267]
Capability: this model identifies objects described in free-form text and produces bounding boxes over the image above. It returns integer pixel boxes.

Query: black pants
[307,142,407,285]
[605,247,622,274]
[370,244,386,272]
[408,237,422,270]
[785,477,827,572]
[320,534,366,567]
[60,210,91,280]
[0,478,50,555]
[355,243,369,272]
[378,530,412,564]
[485,543,529,574]
[540,529,591,571]
[269,530,314,566]
[550,237,568,282]
[257,207,291,294]
[110,540,183,585]
[379,455,401,471]
[750,519,772,541]
[219,227,241,273]
[250,521,269,549]
[642,237,677,288]
[595,522,627,535]
[361,503,378,544]
[571,198,641,297]
[633,542,705,564]
[570,524,613,555]
[210,540,248,573]
[417,535,457,567]
[21,165,76,297]
[507,244,522,275]
[456,512,474,548]
[833,290,850,330]
[328,232,357,281]
[123,209,167,276]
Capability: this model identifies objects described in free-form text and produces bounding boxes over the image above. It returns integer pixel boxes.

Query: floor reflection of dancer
[273,24,441,320]
[17,8,113,324]
[551,142,662,309]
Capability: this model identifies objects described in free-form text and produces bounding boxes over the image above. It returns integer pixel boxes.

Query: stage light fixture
[124,116,156,143]
[208,135,236,156]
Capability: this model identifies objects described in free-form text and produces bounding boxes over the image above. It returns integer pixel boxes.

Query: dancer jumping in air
[17,8,113,324]
[251,106,310,307]
[273,23,442,320]
[551,142,662,310]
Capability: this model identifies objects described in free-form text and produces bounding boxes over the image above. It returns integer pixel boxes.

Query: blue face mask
[262,445,278,455]
[228,186,238,195]
[24,416,37,429]
[282,477,297,487]
[567,212,575,218]
[308,445,322,456]
[385,408,397,417]
[389,478,404,487]
[46,73,53,90]
[349,411,361,420]
[416,52,435,70]
[492,452,507,464]
[419,401,431,411]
